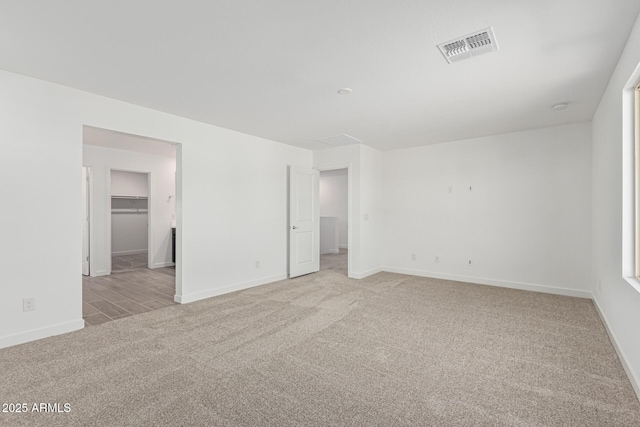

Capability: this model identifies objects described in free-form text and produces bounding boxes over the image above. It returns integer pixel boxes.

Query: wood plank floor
[111,252,148,273]
[82,267,176,326]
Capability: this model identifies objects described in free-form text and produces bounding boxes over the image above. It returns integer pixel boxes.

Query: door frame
[82,166,92,276]
[107,168,152,273]
[317,163,352,278]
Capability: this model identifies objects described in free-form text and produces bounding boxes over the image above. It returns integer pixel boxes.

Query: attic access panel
[317,134,362,147]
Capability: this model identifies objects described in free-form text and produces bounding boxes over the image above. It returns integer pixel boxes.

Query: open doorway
[319,168,348,276]
[82,126,179,326]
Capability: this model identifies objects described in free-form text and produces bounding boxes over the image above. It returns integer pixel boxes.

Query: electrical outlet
[411,254,416,261]
[434,256,439,263]
[23,298,35,312]
[468,259,473,266]
[255,261,260,269]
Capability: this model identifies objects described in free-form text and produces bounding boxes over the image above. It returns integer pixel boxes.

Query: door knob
[292,226,298,229]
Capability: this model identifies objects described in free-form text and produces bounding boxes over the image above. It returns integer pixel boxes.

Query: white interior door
[289,165,319,278]
[82,167,90,276]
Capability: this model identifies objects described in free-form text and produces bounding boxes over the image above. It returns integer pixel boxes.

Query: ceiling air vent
[437,27,499,64]
[317,134,362,147]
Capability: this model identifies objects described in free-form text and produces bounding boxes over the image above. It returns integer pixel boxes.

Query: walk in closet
[111,171,149,270]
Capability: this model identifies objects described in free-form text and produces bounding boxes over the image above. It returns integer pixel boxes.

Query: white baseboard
[339,245,348,249]
[112,250,148,256]
[152,261,175,269]
[381,267,593,299]
[90,269,109,277]
[350,267,383,279]
[0,319,85,349]
[592,297,640,401]
[174,273,287,304]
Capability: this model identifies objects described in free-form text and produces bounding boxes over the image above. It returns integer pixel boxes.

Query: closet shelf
[111,195,148,200]
[111,208,148,214]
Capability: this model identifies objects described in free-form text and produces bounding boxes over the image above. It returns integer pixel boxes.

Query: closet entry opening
[110,170,150,273]
[319,168,349,276]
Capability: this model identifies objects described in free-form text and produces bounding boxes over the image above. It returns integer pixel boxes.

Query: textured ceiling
[1,1,639,151]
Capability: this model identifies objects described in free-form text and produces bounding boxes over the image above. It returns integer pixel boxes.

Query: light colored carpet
[320,248,348,276]
[1,270,639,426]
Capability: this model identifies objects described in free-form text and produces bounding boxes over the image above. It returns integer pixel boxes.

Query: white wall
[0,69,311,348]
[111,170,149,197]
[592,12,640,397]
[111,212,148,256]
[383,123,592,297]
[320,169,348,248]
[84,147,175,267]
[360,145,384,274]
[319,217,339,254]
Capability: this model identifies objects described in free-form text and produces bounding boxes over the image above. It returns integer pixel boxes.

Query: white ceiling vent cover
[317,134,362,146]
[437,27,499,64]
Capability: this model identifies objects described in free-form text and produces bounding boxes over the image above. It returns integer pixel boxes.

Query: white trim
[91,269,110,277]
[339,244,348,249]
[152,261,175,268]
[622,63,640,292]
[174,273,287,304]
[146,171,154,269]
[81,166,91,276]
[112,249,148,256]
[382,267,593,299]
[350,267,383,279]
[86,164,98,277]
[593,297,640,401]
[0,319,85,349]
[175,144,182,299]
[107,165,112,274]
